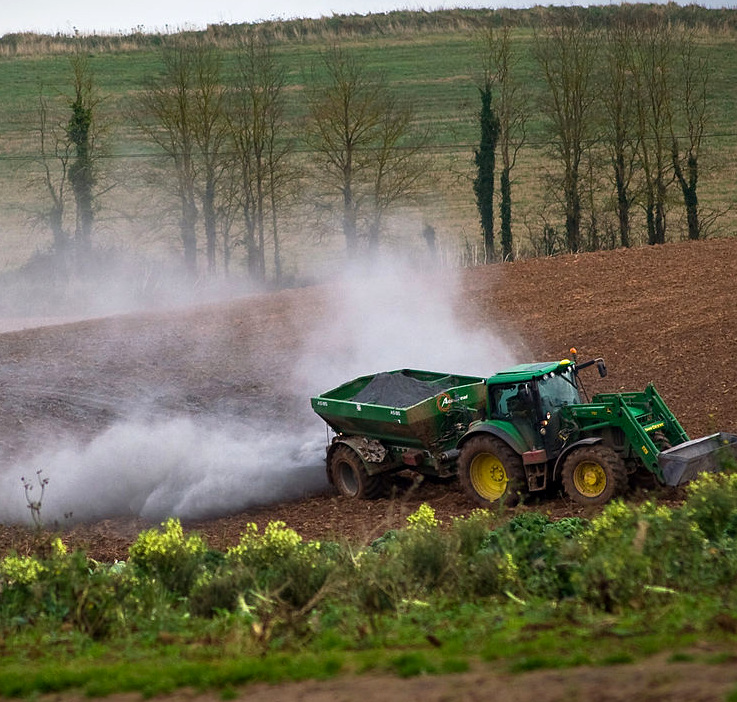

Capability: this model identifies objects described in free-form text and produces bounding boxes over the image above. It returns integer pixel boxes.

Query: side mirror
[597,360,608,378]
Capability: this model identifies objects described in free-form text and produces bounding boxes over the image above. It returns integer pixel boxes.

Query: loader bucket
[657,432,737,486]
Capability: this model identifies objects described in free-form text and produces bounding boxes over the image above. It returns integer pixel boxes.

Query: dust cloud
[0,418,325,524]
[0,256,515,525]
[295,257,516,395]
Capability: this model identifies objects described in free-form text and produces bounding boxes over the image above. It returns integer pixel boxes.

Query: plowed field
[1,238,735,559]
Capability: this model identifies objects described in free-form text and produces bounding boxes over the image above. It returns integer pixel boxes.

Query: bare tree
[602,13,640,248]
[306,45,385,257]
[228,33,294,283]
[36,91,72,268]
[535,10,599,253]
[367,98,430,254]
[34,52,103,277]
[669,29,710,241]
[190,40,228,276]
[629,14,675,246]
[306,45,426,258]
[137,40,199,276]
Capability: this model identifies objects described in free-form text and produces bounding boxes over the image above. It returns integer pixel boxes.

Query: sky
[1,0,733,36]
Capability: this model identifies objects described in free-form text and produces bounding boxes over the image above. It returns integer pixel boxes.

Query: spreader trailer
[311,355,737,506]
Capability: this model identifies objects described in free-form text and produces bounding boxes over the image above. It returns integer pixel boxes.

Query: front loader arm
[564,384,690,483]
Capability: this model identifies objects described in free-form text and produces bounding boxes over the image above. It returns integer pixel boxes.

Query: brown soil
[2,238,737,701]
[1,238,736,558]
[228,655,737,702]
[45,653,737,702]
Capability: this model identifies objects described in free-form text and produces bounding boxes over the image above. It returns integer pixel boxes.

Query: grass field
[0,8,735,277]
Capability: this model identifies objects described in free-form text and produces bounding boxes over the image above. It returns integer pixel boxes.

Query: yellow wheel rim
[469,452,508,502]
[572,460,607,498]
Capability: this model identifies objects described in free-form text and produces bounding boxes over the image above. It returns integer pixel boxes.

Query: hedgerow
[2,471,737,652]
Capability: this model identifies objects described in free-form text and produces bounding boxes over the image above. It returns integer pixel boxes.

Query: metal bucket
[657,432,737,486]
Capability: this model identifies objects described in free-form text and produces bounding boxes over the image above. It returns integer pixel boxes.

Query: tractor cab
[484,359,582,453]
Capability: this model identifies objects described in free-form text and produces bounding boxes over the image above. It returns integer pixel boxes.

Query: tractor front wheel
[458,435,525,507]
[329,444,385,499]
[561,444,627,506]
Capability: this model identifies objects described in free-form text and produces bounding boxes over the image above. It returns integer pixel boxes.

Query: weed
[21,470,48,530]
[129,518,207,597]
[390,651,436,678]
[684,472,737,541]
[451,508,494,556]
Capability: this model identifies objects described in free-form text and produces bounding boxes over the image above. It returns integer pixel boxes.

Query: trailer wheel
[458,435,525,507]
[562,445,627,506]
[329,444,385,499]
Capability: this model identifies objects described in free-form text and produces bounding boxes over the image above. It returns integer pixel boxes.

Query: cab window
[537,369,581,414]
[490,383,533,419]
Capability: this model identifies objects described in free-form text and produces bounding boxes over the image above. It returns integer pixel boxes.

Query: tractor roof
[486,360,573,386]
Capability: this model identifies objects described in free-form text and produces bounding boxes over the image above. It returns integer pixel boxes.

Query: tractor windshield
[537,369,580,414]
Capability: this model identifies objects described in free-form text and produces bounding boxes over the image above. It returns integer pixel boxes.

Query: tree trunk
[69,99,94,266]
[203,172,217,276]
[272,206,281,286]
[614,154,631,248]
[181,194,198,277]
[564,170,582,253]
[343,176,358,257]
[367,220,380,255]
[655,176,667,244]
[256,169,266,279]
[499,167,513,261]
[243,205,261,281]
[673,146,700,240]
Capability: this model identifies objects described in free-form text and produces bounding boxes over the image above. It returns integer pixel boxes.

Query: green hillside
[0,6,735,282]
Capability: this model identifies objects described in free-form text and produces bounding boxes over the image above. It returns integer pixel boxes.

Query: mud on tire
[458,434,526,507]
[329,444,385,499]
[561,444,628,506]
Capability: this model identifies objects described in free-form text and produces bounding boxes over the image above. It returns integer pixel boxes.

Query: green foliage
[0,544,126,639]
[390,651,436,677]
[470,512,586,600]
[129,518,207,596]
[6,479,737,695]
[474,84,500,262]
[451,508,495,556]
[190,521,339,621]
[0,551,45,586]
[683,471,737,541]
[570,500,646,610]
[352,505,461,615]
[406,503,441,532]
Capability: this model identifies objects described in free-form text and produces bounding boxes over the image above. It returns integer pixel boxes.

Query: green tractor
[458,353,678,506]
[312,354,737,506]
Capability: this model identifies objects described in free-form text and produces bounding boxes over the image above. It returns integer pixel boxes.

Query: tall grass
[3,5,736,56]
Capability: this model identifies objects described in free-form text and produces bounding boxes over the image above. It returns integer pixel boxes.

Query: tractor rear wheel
[458,435,525,507]
[329,444,385,499]
[562,444,627,506]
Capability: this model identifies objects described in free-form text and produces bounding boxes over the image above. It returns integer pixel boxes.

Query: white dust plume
[0,417,326,524]
[296,256,517,395]
[0,255,517,525]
